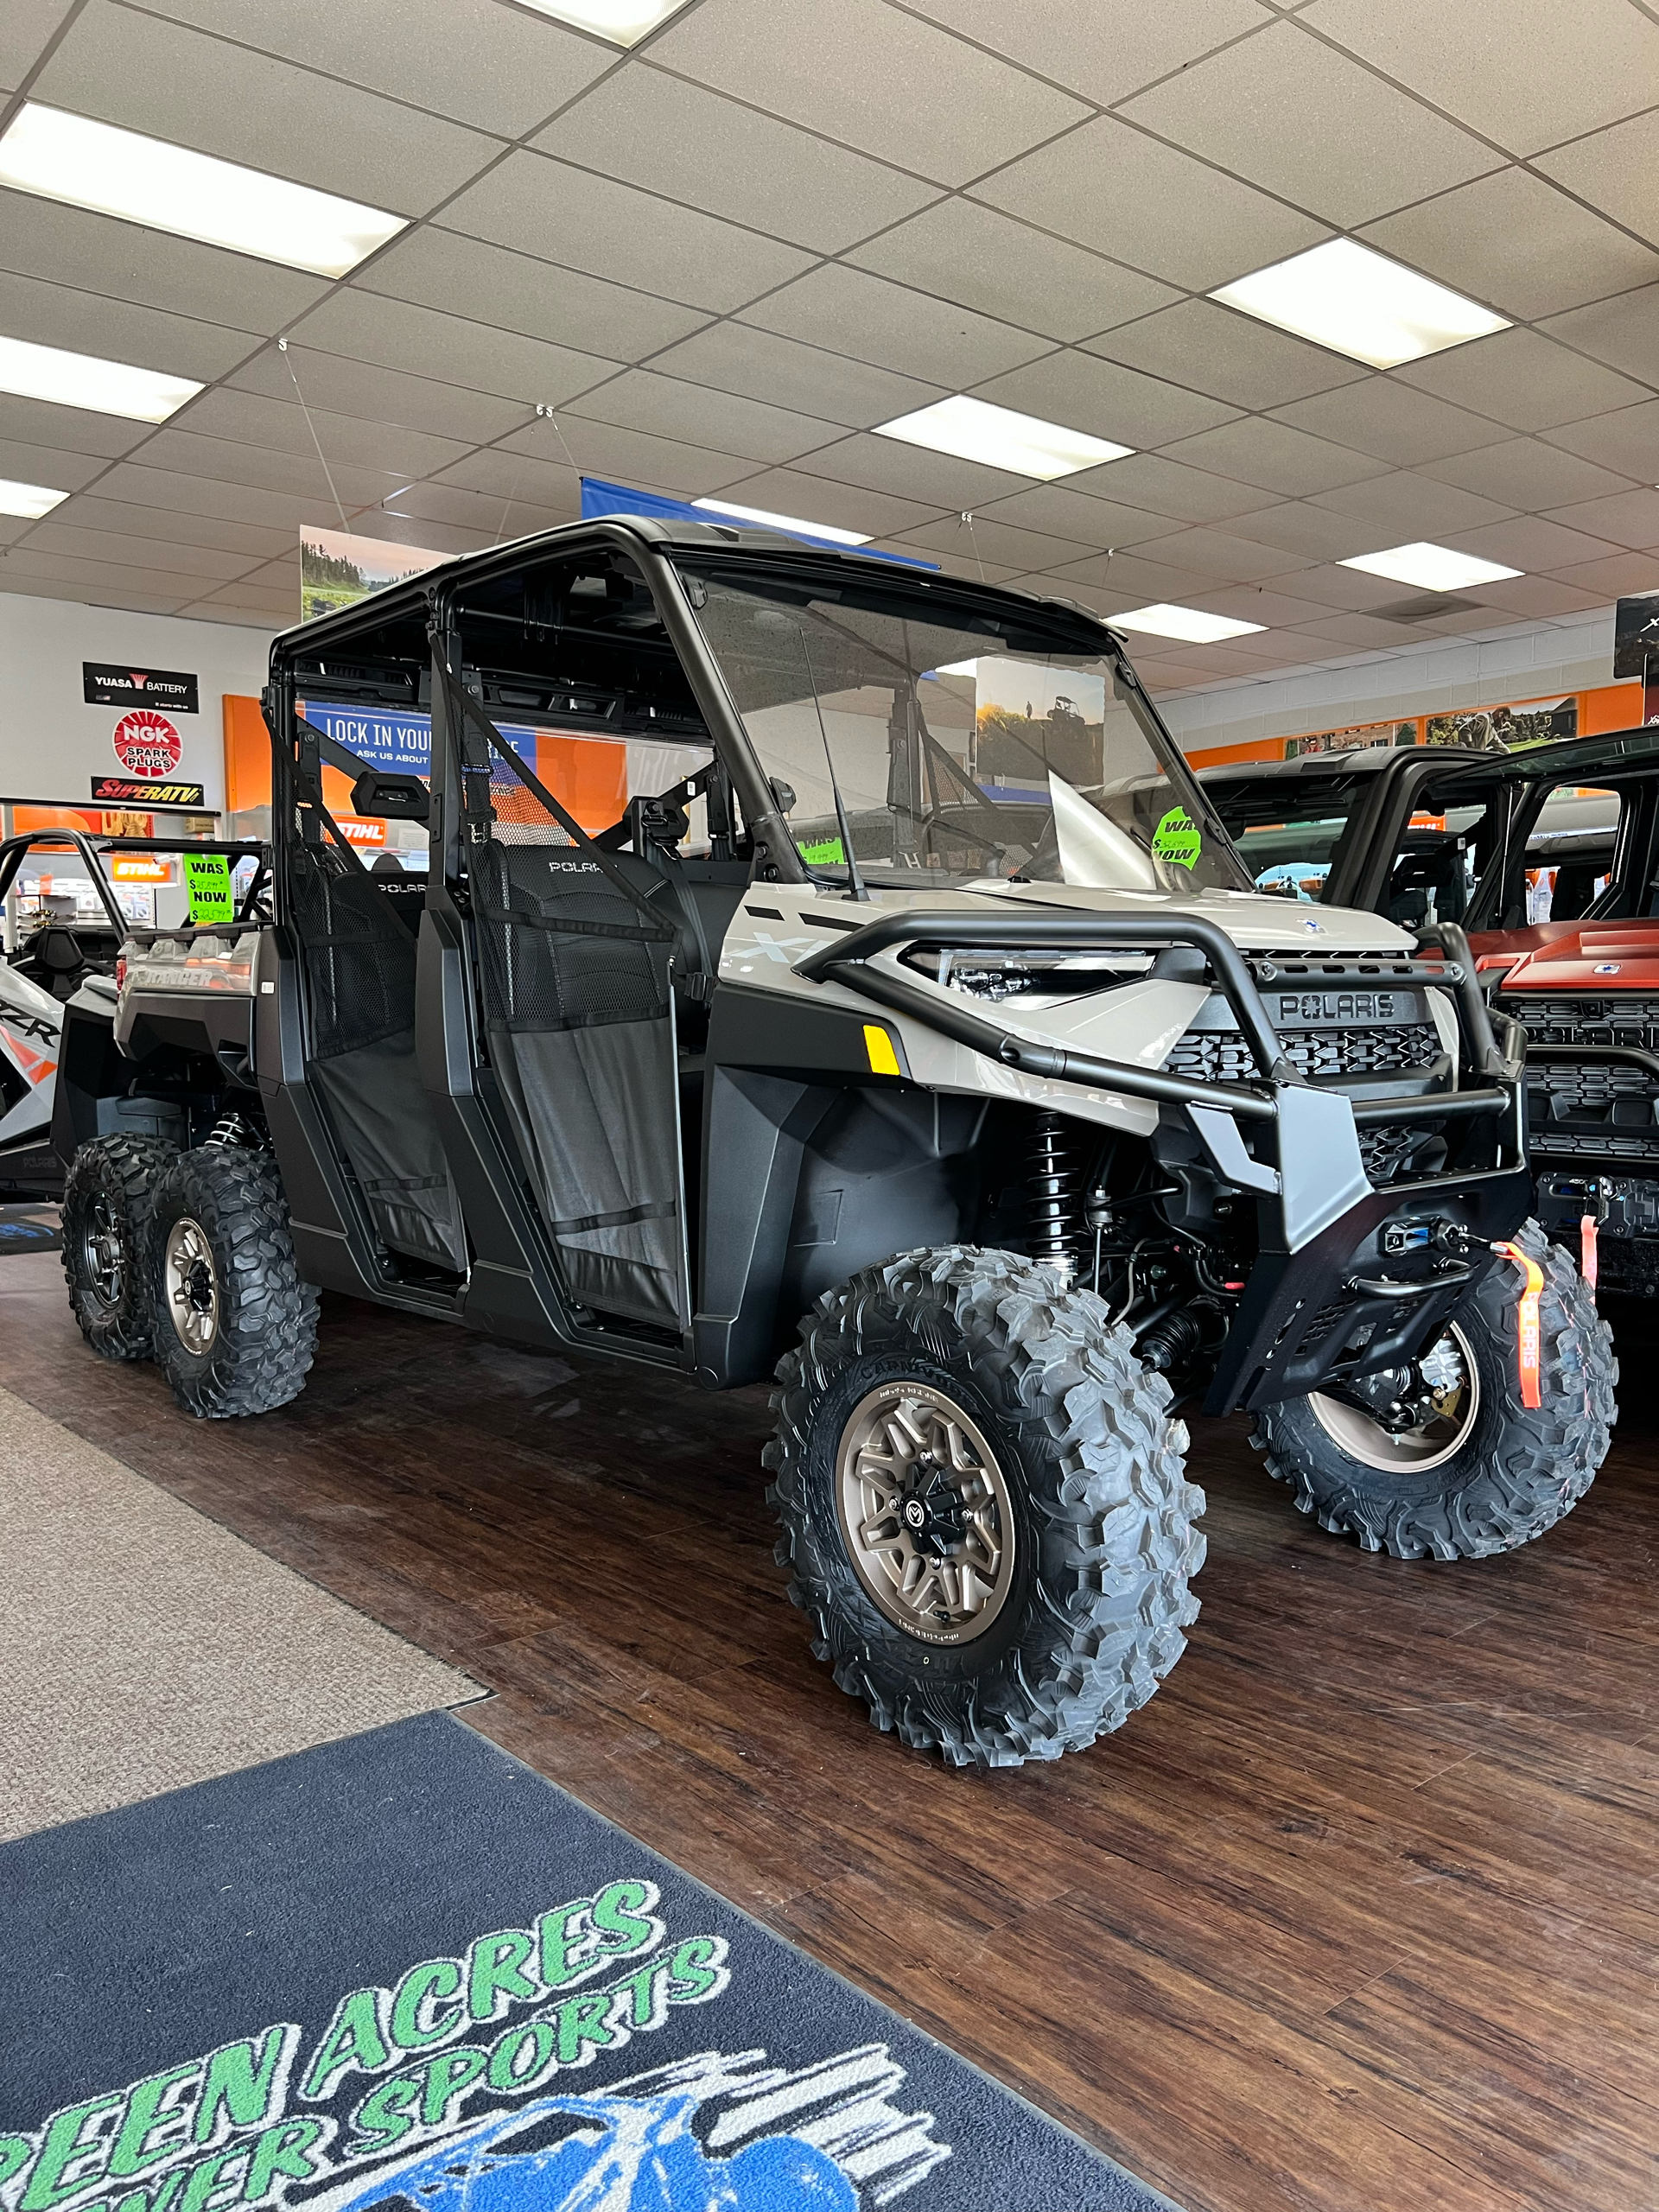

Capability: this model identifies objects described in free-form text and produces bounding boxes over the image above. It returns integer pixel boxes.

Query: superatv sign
[0,1880,948,2212]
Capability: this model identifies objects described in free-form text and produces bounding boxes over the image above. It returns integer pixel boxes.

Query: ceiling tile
[0,394,151,459]
[1392,327,1651,433]
[646,0,1088,187]
[0,439,110,494]
[496,415,763,499]
[57,495,293,559]
[1298,0,1659,157]
[739,265,1052,388]
[1306,468,1517,537]
[1538,285,1659,385]
[789,429,1029,508]
[226,346,531,446]
[1085,299,1365,411]
[1464,574,1614,620]
[0,268,257,382]
[1548,550,1659,597]
[22,521,260,582]
[1128,525,1306,581]
[0,545,200,600]
[1541,488,1659,551]
[1217,500,1382,561]
[1545,398,1659,479]
[1045,549,1239,603]
[435,448,584,509]
[901,0,1271,106]
[34,1,504,213]
[375,480,574,537]
[0,191,330,339]
[138,0,610,135]
[325,509,481,556]
[534,63,935,253]
[1358,168,1659,321]
[692,466,941,542]
[1121,20,1502,228]
[1159,417,1389,495]
[177,598,285,628]
[564,369,842,465]
[1264,561,1441,612]
[1269,379,1513,467]
[1440,516,1625,571]
[359,229,709,363]
[0,1,76,88]
[1535,110,1659,251]
[845,200,1179,346]
[441,152,814,314]
[973,115,1328,291]
[642,322,940,431]
[90,464,334,531]
[969,351,1240,448]
[973,481,1187,546]
[1179,583,1344,625]
[1418,436,1636,510]
[1071,452,1282,522]
[286,289,618,410]
[1281,610,1434,650]
[150,404,461,494]
[899,512,1103,572]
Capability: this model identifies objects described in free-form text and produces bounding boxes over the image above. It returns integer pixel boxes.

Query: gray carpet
[0,1382,480,1838]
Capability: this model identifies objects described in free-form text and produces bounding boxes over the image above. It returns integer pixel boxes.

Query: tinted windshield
[682,564,1249,893]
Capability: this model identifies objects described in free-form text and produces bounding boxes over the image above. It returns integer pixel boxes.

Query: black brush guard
[796,912,1532,1414]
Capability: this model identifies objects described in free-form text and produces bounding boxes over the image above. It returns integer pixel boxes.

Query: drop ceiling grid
[0,0,1650,672]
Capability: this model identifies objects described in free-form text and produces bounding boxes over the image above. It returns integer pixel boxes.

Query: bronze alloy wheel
[835,1379,1014,1646]
[163,1215,220,1357]
[1309,1321,1480,1474]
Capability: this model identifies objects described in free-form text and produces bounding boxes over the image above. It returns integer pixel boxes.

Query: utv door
[432,574,709,1338]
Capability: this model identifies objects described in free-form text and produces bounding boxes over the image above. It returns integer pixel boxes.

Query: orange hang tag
[1491,1241,1544,1409]
[1580,1214,1599,1299]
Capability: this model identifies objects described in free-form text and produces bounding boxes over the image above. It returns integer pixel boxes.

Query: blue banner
[580,477,936,569]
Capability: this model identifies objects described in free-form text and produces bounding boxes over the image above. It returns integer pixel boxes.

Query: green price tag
[798,835,846,865]
[1151,805,1202,870]
[183,851,234,925]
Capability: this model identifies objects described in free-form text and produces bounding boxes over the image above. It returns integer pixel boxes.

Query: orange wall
[1187,681,1650,768]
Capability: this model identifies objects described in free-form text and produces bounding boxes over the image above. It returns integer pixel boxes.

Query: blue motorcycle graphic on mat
[328,2092,857,2212]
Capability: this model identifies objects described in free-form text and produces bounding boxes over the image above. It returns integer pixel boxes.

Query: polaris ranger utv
[51,518,1615,1767]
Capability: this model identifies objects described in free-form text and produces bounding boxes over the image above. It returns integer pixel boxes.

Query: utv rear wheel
[1254,1221,1616,1560]
[766,1246,1206,1768]
[60,1133,178,1359]
[148,1147,319,1418]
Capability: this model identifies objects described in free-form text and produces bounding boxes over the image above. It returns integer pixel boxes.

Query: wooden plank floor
[3,1249,1655,2212]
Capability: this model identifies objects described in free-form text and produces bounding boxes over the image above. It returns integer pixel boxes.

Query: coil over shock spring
[1027,1110,1086,1274]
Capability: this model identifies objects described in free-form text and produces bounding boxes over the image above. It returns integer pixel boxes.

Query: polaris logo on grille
[1278,992,1398,1021]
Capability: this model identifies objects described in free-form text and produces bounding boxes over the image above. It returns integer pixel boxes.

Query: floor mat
[0,1386,478,1838]
[0,1711,1176,2212]
[0,1205,59,1254]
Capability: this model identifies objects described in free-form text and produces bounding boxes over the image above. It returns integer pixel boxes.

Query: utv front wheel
[148,1147,320,1417]
[60,1133,178,1359]
[1254,1222,1616,1560]
[766,1247,1206,1768]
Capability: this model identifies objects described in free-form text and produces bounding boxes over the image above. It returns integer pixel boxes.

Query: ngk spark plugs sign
[111,706,184,777]
[83,662,200,712]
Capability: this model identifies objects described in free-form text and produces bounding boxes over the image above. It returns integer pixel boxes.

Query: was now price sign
[111,708,183,778]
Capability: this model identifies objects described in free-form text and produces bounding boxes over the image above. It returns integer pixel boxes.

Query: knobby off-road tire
[766,1246,1206,1769]
[60,1133,178,1359]
[1254,1220,1617,1560]
[148,1147,320,1418]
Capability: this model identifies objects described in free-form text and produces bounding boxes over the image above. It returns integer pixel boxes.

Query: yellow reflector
[863,1024,900,1077]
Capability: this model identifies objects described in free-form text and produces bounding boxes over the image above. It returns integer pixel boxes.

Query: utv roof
[1199,723,1659,794]
[273,513,1120,663]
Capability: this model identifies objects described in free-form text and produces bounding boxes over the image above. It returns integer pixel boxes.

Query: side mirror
[770,777,797,814]
[350,770,430,823]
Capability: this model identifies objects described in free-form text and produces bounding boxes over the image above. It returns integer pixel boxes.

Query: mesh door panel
[474,843,670,1034]
[288,842,416,1061]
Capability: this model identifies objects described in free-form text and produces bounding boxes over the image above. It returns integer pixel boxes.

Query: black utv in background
[49,519,1614,1768]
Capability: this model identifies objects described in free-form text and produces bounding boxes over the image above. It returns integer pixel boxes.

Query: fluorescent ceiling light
[1110,603,1267,644]
[511,0,696,45]
[1211,239,1509,368]
[1339,542,1522,591]
[0,334,202,422]
[692,497,871,545]
[874,394,1132,481]
[0,477,68,518]
[0,104,405,278]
